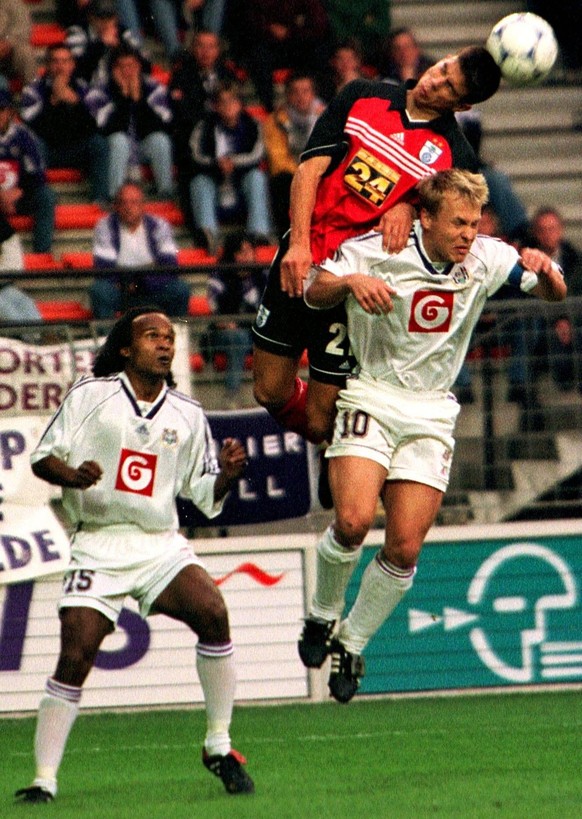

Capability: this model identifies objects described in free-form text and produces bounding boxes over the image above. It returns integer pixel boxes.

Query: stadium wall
[1,521,581,715]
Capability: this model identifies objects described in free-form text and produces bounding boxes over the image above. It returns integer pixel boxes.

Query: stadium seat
[36,301,93,321]
[55,204,106,231]
[24,253,63,270]
[254,244,277,264]
[46,168,84,185]
[272,68,292,85]
[145,201,185,227]
[8,215,33,232]
[188,295,212,316]
[30,23,66,47]
[247,104,269,122]
[60,252,94,269]
[190,352,206,373]
[177,248,217,266]
[151,64,170,85]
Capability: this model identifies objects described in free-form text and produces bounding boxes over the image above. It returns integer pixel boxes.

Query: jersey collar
[118,371,168,419]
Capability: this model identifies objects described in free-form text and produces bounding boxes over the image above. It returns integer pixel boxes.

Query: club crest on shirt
[419,140,443,165]
[162,428,178,446]
[452,265,469,285]
[255,304,270,328]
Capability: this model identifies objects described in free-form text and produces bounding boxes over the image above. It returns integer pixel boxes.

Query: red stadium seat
[254,244,277,264]
[46,168,84,184]
[177,248,217,266]
[151,64,170,85]
[55,204,106,230]
[272,68,292,85]
[60,252,94,269]
[24,253,63,270]
[247,104,269,122]
[145,201,185,226]
[188,295,212,316]
[190,352,206,373]
[8,215,33,231]
[36,301,93,321]
[31,23,66,47]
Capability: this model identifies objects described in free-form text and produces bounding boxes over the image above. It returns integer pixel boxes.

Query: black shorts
[251,238,355,386]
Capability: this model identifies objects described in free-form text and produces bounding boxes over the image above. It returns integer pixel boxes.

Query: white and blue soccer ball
[486,12,558,86]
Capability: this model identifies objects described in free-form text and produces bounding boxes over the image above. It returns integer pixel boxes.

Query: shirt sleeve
[181,412,226,519]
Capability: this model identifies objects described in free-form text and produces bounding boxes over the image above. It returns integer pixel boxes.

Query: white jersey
[320,222,539,393]
[31,371,223,532]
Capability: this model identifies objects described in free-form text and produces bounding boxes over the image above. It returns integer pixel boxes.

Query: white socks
[196,642,236,757]
[32,678,82,797]
[338,552,416,655]
[310,525,362,623]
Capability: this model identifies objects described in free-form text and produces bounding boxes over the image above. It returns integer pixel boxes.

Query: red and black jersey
[301,80,477,263]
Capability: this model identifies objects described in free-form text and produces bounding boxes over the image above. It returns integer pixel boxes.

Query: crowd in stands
[0,0,581,409]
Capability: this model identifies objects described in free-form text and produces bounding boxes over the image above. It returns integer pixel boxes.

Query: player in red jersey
[251,46,501,449]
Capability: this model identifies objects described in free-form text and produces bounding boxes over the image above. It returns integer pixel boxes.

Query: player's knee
[198,595,230,643]
[54,647,97,685]
[333,510,372,549]
[383,539,422,570]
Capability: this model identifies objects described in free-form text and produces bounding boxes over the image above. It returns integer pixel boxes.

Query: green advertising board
[349,532,582,694]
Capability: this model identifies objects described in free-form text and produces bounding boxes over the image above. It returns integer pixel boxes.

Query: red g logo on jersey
[115,449,157,496]
[408,290,454,333]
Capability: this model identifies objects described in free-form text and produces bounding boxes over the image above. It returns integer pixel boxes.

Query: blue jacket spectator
[0,91,56,254]
[87,45,174,199]
[90,182,189,318]
[66,0,150,84]
[189,83,273,251]
[20,44,110,206]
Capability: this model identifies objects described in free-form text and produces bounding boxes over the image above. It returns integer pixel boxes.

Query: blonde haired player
[299,168,567,702]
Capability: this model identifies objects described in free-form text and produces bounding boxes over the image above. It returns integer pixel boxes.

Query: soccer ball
[486,12,558,86]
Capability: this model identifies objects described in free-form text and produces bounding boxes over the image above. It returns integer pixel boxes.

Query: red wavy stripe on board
[214,562,285,587]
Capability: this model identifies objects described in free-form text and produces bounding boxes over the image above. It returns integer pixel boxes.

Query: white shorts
[327,373,461,492]
[59,527,204,624]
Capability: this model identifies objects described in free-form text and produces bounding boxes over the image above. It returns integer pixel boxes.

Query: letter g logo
[115,449,157,496]
[408,290,454,333]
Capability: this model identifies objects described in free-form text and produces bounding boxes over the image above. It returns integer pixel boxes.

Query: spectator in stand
[56,0,92,28]
[205,230,269,407]
[320,42,367,102]
[0,0,37,89]
[189,82,274,253]
[378,27,435,84]
[0,189,43,325]
[20,44,110,208]
[148,0,228,61]
[263,73,324,237]
[0,91,56,254]
[528,207,582,390]
[87,44,175,200]
[457,110,529,245]
[169,30,238,227]
[325,0,391,69]
[231,0,332,112]
[90,182,189,318]
[66,0,150,85]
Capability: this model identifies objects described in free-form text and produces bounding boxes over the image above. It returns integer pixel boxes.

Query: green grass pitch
[3,690,581,818]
